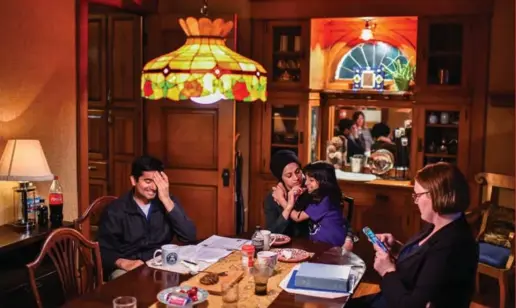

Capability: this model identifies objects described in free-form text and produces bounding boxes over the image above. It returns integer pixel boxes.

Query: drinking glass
[113,296,137,308]
[222,282,239,307]
[251,264,274,296]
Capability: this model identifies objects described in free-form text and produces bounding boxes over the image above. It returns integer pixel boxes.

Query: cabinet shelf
[425,124,458,128]
[424,153,457,158]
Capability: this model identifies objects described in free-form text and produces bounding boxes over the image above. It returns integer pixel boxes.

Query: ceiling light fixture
[360,19,376,41]
[141,0,267,104]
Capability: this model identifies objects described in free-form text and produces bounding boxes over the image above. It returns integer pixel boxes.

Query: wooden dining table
[64,237,378,308]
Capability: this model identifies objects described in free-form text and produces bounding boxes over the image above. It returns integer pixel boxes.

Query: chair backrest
[341,193,354,223]
[74,196,117,231]
[475,172,515,209]
[475,173,515,269]
[26,228,103,308]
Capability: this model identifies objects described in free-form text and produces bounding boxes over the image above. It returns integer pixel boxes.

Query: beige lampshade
[0,139,54,181]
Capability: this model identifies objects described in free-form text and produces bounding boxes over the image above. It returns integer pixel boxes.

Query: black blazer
[380,215,478,308]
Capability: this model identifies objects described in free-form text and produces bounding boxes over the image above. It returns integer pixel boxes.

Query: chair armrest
[465,201,491,224]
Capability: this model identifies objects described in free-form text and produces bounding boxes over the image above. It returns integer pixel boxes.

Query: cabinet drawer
[88,161,107,179]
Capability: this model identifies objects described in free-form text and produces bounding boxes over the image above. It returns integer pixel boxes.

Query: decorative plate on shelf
[369,149,395,175]
[270,248,311,263]
[157,286,208,307]
[271,234,291,246]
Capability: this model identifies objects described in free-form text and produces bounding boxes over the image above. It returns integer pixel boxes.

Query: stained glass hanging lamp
[141,1,267,104]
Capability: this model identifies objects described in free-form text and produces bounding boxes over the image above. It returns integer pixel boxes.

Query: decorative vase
[394,78,410,92]
[428,113,438,124]
[440,112,450,124]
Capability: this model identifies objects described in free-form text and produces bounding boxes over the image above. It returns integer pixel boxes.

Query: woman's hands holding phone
[376,233,396,249]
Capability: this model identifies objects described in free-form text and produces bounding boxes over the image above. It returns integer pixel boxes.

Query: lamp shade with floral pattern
[141,17,267,104]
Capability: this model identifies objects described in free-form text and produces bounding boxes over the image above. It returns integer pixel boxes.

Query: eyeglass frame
[412,191,429,203]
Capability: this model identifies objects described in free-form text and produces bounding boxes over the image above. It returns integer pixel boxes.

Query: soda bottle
[49,175,63,227]
[251,226,264,256]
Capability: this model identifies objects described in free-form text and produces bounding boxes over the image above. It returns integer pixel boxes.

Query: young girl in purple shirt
[288,161,349,247]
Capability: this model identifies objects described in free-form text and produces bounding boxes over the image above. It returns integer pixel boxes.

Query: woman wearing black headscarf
[263,150,309,237]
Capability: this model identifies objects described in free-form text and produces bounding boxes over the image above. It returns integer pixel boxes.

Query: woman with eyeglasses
[348,162,478,308]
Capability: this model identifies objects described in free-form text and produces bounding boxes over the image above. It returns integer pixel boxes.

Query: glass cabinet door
[270,105,300,158]
[415,106,469,175]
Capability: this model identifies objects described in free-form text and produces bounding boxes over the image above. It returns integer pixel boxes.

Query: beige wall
[485,0,515,175]
[483,0,515,205]
[0,0,77,224]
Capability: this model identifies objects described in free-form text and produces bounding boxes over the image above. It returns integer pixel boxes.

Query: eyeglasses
[412,191,429,203]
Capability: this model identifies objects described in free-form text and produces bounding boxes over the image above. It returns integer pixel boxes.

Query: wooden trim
[250,0,493,19]
[76,0,90,238]
[468,16,490,209]
[489,91,515,108]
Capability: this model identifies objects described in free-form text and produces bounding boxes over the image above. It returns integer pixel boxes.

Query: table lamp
[0,139,54,228]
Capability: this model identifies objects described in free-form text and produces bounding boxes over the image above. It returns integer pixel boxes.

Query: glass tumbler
[113,296,137,308]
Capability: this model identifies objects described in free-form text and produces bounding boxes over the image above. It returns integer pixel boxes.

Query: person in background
[288,161,352,248]
[264,150,310,238]
[347,162,478,308]
[339,118,365,162]
[98,155,197,280]
[370,122,397,159]
[352,111,373,153]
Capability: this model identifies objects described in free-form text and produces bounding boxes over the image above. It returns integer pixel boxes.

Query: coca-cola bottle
[49,175,63,227]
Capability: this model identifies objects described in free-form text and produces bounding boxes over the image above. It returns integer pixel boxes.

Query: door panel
[163,110,218,169]
[88,109,108,161]
[108,14,142,108]
[88,15,106,108]
[109,108,141,197]
[146,100,236,238]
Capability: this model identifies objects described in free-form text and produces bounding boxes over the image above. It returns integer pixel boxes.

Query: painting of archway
[310,17,417,91]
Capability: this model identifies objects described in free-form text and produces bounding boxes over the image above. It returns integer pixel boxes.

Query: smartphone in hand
[362,227,389,252]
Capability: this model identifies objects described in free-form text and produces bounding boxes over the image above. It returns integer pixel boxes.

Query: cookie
[199,273,219,285]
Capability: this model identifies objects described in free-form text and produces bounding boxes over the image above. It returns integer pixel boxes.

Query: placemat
[149,251,314,308]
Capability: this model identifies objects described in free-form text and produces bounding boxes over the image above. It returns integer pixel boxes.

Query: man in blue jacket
[98,155,197,280]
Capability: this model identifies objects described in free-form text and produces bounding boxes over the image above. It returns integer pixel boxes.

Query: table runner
[149,251,311,308]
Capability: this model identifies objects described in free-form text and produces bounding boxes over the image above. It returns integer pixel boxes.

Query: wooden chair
[74,196,117,239]
[26,228,103,308]
[470,172,515,308]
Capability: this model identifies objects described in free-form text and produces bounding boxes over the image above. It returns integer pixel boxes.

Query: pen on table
[182,259,198,266]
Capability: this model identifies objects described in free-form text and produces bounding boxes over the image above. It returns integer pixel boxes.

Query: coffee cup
[153,244,179,267]
[256,251,278,269]
[260,230,276,251]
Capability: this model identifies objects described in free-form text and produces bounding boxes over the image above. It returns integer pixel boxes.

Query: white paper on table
[197,235,251,251]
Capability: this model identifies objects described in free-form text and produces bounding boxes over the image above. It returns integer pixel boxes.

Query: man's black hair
[338,118,354,134]
[131,155,164,180]
[371,122,391,139]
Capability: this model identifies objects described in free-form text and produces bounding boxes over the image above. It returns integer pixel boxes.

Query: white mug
[256,251,278,269]
[153,244,179,267]
[260,230,276,251]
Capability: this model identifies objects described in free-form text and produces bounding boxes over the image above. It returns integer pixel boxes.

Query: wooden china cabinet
[248,0,491,241]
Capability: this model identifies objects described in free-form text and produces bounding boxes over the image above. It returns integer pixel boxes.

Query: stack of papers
[146,235,251,274]
[197,235,251,251]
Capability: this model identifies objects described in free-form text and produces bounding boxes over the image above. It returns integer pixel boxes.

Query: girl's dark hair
[296,161,342,209]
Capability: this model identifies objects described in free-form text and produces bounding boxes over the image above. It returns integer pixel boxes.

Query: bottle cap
[242,244,255,252]
[54,175,59,180]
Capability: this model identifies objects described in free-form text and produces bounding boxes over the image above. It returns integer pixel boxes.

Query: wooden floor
[351,240,514,308]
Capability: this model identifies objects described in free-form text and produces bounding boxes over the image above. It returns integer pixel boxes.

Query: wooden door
[107,14,143,197]
[87,13,143,202]
[146,101,236,239]
[88,15,109,203]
